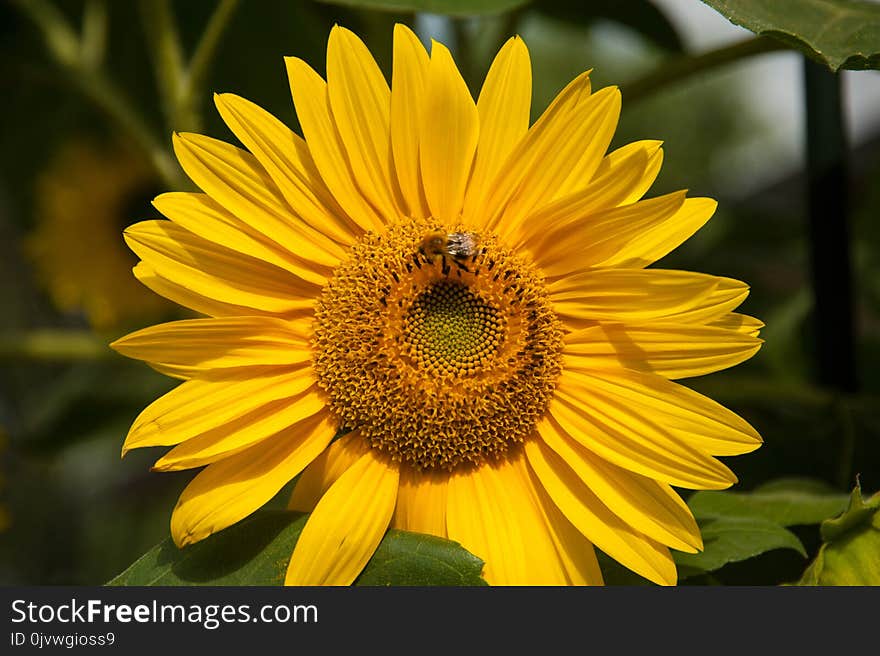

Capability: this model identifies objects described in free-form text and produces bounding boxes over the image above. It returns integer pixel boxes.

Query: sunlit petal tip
[170,133,192,163]
[704,466,738,490]
[107,335,126,353]
[329,22,358,41]
[698,196,717,213]
[170,511,196,548]
[601,86,622,112]
[643,139,664,154]
[573,69,592,90]
[327,24,363,61]
[392,22,411,37]
[429,39,456,64]
[150,191,176,213]
[504,33,528,49]
[150,459,181,473]
[211,92,237,114]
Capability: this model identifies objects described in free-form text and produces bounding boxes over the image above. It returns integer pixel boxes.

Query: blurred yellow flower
[113,24,763,585]
[27,140,172,330]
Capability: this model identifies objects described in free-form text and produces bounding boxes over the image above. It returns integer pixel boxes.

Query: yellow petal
[154,191,326,276]
[132,262,254,318]
[546,88,622,201]
[670,278,752,324]
[326,26,403,220]
[125,220,318,315]
[537,191,687,279]
[551,376,739,490]
[392,466,449,538]
[390,24,431,219]
[213,94,359,245]
[530,478,605,585]
[419,40,479,224]
[462,36,531,226]
[525,438,677,585]
[550,269,729,323]
[563,322,763,379]
[170,410,335,547]
[537,416,702,552]
[593,140,664,205]
[154,386,327,471]
[285,56,385,232]
[558,366,761,465]
[709,312,765,337]
[488,86,621,242]
[445,452,571,585]
[111,315,312,377]
[512,146,650,251]
[477,71,591,233]
[285,450,399,585]
[573,368,762,456]
[122,368,313,455]
[172,132,343,277]
[288,430,370,512]
[598,196,718,269]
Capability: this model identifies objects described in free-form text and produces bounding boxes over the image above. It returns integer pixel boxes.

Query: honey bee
[419,230,480,260]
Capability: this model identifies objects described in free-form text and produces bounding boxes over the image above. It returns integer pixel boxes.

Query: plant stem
[0,331,114,362]
[139,0,189,130]
[140,0,239,135]
[11,0,79,67]
[12,0,183,189]
[621,35,788,105]
[186,0,240,104]
[802,57,857,394]
[80,0,107,70]
[77,70,181,188]
[802,57,859,488]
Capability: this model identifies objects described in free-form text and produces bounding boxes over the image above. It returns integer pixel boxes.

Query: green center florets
[403,282,504,376]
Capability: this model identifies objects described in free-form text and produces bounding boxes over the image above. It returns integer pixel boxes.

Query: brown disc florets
[311,219,563,471]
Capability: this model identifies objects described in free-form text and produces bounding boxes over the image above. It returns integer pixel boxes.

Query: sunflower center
[403,282,504,376]
[312,219,563,471]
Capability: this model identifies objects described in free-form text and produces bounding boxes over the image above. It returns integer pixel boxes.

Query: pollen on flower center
[311,219,564,471]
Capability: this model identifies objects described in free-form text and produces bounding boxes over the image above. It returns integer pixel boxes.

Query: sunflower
[112,24,763,586]
[27,140,172,330]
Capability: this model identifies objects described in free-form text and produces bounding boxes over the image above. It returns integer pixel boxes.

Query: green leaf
[687,477,850,528]
[795,483,880,585]
[698,0,880,71]
[354,530,488,585]
[316,0,529,17]
[532,0,685,52]
[820,482,880,542]
[107,510,487,586]
[674,517,806,578]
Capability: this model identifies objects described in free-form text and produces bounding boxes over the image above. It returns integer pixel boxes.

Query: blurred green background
[1,0,878,586]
